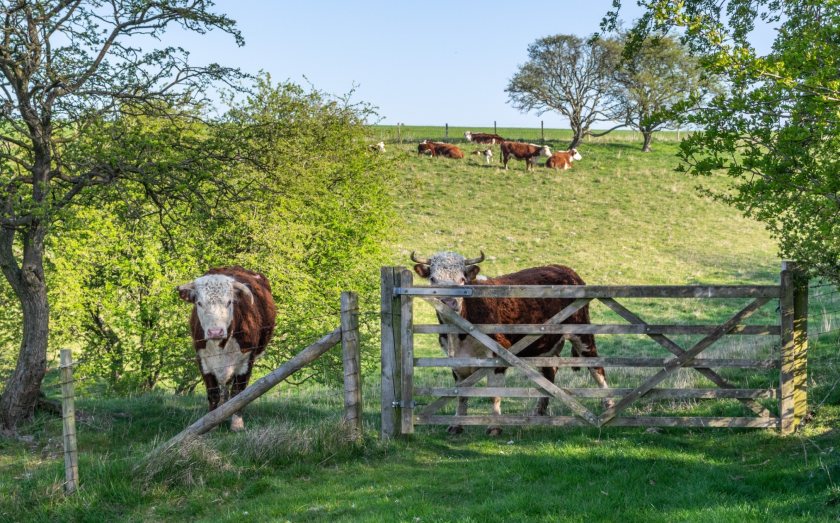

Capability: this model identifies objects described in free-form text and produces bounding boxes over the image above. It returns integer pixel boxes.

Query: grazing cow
[500,141,551,171]
[471,148,493,164]
[411,251,609,435]
[546,148,582,170]
[369,141,386,153]
[464,131,506,145]
[177,266,276,431]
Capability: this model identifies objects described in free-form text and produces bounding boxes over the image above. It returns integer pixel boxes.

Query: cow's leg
[486,369,505,436]
[228,354,255,432]
[533,338,565,415]
[569,334,612,409]
[449,368,471,434]
[202,372,222,411]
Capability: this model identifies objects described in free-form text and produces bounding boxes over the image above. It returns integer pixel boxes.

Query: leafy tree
[506,34,624,149]
[605,0,840,283]
[609,34,712,152]
[0,0,243,428]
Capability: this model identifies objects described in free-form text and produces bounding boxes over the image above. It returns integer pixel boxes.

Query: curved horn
[464,251,485,265]
[232,281,255,305]
[410,251,431,265]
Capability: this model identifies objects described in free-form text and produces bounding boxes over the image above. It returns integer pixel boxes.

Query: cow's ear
[177,282,196,302]
[413,264,431,278]
[465,264,481,282]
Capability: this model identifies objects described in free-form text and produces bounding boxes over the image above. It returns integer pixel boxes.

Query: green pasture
[2,128,839,522]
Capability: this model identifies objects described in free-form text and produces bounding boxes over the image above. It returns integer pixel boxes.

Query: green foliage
[43,76,396,392]
[611,0,840,284]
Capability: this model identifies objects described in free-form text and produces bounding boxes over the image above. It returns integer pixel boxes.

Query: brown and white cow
[369,141,386,153]
[411,251,609,435]
[500,141,551,171]
[464,131,506,145]
[546,148,582,170]
[419,140,464,159]
[177,266,276,431]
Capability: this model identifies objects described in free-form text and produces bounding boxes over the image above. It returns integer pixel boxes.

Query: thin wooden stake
[380,267,402,438]
[60,349,79,495]
[341,292,363,439]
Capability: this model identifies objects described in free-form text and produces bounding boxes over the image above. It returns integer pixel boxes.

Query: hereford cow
[464,131,506,145]
[500,141,551,171]
[419,140,464,159]
[411,251,609,435]
[369,141,386,153]
[546,148,582,170]
[177,266,276,431]
[471,148,493,164]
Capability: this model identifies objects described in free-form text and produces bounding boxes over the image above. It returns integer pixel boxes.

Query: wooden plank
[400,269,415,435]
[414,323,780,336]
[427,297,600,426]
[340,292,362,440]
[779,262,796,435]
[397,285,781,299]
[414,357,780,369]
[151,329,342,456]
[60,349,79,495]
[417,415,779,428]
[599,297,772,426]
[599,298,772,418]
[415,387,778,400]
[418,298,592,417]
[380,267,402,439]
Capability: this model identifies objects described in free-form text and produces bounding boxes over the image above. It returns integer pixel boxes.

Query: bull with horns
[411,251,610,435]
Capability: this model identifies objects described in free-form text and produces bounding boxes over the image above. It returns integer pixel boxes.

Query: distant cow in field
[369,141,386,153]
[178,266,276,432]
[410,251,609,435]
[500,141,551,171]
[471,148,493,164]
[546,148,582,170]
[464,131,506,145]
[419,140,464,159]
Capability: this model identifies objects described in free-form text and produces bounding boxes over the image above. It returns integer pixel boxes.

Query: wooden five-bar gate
[380,262,809,438]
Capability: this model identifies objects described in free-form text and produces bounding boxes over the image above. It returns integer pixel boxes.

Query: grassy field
[1,128,839,522]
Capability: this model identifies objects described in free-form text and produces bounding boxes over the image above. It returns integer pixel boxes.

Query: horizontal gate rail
[394,285,781,299]
[415,387,778,400]
[414,324,780,335]
[414,357,780,369]
[417,415,779,429]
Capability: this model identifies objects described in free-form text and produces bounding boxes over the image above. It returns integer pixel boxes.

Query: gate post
[780,261,808,434]
[380,267,403,438]
[399,269,415,434]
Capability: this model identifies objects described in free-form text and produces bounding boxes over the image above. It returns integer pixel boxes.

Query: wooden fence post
[541,120,545,144]
[380,267,403,438]
[494,121,497,134]
[780,261,808,434]
[397,123,402,144]
[341,291,363,439]
[445,123,449,141]
[60,349,79,495]
[792,264,809,428]
[399,270,415,434]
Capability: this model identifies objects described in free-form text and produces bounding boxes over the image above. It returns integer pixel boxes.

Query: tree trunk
[0,225,50,429]
[641,131,654,152]
[568,128,584,149]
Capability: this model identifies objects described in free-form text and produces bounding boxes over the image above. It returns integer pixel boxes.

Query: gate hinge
[391,400,417,408]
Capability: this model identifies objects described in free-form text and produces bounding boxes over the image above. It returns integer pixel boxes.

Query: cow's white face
[178,274,253,340]
[540,145,552,157]
[464,131,473,142]
[571,148,582,161]
[412,251,482,312]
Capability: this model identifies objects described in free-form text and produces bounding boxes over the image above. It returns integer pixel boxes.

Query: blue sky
[164,1,774,128]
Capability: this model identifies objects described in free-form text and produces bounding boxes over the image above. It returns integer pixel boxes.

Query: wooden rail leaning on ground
[150,291,362,457]
[380,262,809,437]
